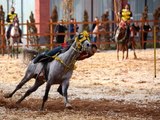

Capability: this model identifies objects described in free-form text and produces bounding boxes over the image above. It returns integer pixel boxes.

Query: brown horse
[115,24,137,60]
[115,25,128,60]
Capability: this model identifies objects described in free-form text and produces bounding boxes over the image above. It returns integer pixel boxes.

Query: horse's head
[13,16,19,27]
[74,31,91,53]
[115,26,127,43]
[10,16,20,38]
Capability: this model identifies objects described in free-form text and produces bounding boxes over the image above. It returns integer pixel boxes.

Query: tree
[50,5,58,32]
[28,12,38,46]
[142,6,148,21]
[83,10,89,32]
[100,10,110,50]
[51,5,58,22]
[62,0,74,21]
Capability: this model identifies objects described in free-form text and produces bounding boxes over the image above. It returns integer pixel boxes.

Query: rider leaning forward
[33,31,97,64]
[6,6,22,43]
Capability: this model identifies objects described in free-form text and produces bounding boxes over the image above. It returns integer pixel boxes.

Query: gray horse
[4,31,92,110]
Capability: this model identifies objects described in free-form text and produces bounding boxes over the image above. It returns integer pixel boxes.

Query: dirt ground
[0,49,160,120]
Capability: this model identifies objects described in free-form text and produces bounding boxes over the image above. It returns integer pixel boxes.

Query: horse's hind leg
[133,50,137,59]
[16,78,45,104]
[4,74,33,98]
[132,41,137,59]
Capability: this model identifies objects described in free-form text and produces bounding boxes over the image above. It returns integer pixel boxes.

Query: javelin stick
[154,26,156,78]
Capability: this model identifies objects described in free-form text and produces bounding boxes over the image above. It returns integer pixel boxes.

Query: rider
[33,31,97,64]
[119,3,133,38]
[6,6,22,43]
[111,3,133,41]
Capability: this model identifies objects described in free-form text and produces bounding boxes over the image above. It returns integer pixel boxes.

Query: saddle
[33,51,62,64]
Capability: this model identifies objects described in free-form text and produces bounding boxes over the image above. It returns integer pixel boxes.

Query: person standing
[91,16,99,31]
[69,18,74,40]
[141,22,152,49]
[54,20,68,45]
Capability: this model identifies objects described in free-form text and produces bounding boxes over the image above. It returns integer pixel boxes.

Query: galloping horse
[7,17,21,58]
[115,21,137,60]
[4,31,92,110]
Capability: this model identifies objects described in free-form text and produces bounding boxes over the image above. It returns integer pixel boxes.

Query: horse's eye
[87,43,90,47]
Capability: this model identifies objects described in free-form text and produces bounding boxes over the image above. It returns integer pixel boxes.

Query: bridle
[71,31,90,53]
[53,31,91,70]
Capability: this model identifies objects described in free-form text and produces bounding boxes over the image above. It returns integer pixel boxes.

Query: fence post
[141,28,144,49]
[50,19,53,50]
[26,20,29,48]
[1,20,4,56]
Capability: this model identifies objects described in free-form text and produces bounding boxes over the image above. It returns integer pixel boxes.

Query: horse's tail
[22,47,39,64]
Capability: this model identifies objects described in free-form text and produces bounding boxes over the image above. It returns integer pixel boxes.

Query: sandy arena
[0,49,160,120]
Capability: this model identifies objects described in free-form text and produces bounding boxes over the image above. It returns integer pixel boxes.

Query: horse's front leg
[10,38,15,58]
[61,79,72,109]
[122,50,125,60]
[41,82,51,111]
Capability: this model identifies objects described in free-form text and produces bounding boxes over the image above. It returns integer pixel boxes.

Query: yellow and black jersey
[120,9,132,21]
[6,13,17,24]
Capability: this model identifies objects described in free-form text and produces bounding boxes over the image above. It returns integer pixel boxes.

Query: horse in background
[4,31,92,111]
[115,21,137,60]
[7,16,21,58]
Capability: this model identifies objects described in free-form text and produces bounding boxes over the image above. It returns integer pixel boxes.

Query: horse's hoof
[3,93,12,98]
[65,103,73,109]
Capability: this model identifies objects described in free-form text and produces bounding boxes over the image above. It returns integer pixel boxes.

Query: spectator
[54,20,68,45]
[141,21,152,49]
[92,23,101,42]
[132,22,140,36]
[91,16,99,31]
[69,18,74,39]
[74,18,79,33]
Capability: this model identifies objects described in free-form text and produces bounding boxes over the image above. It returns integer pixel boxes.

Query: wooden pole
[26,20,29,48]
[1,20,4,56]
[154,26,156,78]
